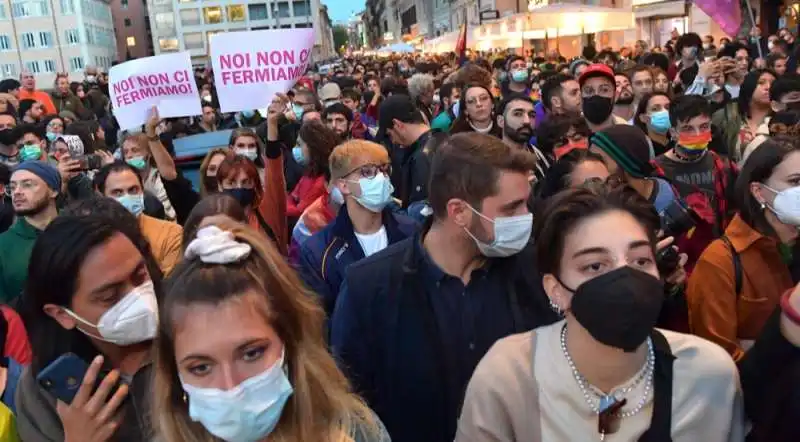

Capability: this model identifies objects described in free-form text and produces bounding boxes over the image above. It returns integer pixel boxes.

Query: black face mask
[561,266,663,352]
[223,188,255,207]
[203,175,218,193]
[785,101,800,112]
[582,95,614,125]
[0,129,16,147]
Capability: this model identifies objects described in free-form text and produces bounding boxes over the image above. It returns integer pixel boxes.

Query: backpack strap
[254,211,278,244]
[720,235,742,297]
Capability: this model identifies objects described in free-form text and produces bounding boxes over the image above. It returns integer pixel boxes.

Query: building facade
[0,0,117,84]
[146,0,334,65]
[110,0,153,60]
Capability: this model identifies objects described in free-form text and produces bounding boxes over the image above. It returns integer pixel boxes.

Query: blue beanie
[13,161,62,191]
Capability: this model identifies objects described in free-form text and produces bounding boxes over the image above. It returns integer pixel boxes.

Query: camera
[74,154,103,171]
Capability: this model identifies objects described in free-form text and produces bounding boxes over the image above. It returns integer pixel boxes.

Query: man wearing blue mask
[94,161,183,275]
[502,55,534,99]
[298,139,417,317]
[332,133,558,442]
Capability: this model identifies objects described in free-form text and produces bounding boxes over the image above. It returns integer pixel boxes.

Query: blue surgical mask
[511,69,529,83]
[19,144,42,162]
[648,110,671,134]
[46,131,57,142]
[330,186,344,205]
[182,350,293,442]
[292,146,306,165]
[116,193,145,217]
[127,156,147,170]
[349,173,394,212]
[223,188,256,207]
[292,103,304,120]
[241,109,255,119]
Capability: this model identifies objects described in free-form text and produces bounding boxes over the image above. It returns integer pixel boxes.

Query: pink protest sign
[210,29,315,113]
[110,52,201,130]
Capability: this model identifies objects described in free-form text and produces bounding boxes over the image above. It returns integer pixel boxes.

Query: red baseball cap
[578,63,615,87]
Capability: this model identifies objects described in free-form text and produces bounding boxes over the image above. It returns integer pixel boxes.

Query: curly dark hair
[534,183,660,276]
[298,119,338,178]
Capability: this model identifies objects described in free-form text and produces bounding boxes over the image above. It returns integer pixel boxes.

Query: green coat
[0,218,41,304]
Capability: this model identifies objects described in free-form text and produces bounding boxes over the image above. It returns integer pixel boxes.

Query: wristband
[780,288,800,326]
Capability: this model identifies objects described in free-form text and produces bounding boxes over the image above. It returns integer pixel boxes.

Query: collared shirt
[414,237,519,401]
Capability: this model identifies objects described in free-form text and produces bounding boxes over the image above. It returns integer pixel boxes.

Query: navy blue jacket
[298,206,419,316]
[331,229,559,442]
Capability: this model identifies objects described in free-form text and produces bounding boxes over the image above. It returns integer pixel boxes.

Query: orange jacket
[250,141,288,254]
[17,89,56,115]
[687,213,793,361]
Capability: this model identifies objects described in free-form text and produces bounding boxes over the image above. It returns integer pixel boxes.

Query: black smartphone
[36,353,123,404]
[74,154,103,171]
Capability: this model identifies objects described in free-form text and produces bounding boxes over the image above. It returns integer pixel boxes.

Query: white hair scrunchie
[185,225,252,264]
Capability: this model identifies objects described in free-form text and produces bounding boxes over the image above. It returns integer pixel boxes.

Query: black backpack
[720,236,742,296]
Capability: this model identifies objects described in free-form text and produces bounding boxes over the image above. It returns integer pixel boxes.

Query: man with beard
[497,93,550,184]
[0,161,60,304]
[579,64,627,133]
[323,102,357,140]
[613,73,635,122]
[628,65,654,108]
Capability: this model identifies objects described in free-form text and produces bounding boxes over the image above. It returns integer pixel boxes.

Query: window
[183,32,202,49]
[0,36,10,50]
[227,5,245,22]
[24,61,40,73]
[38,31,52,47]
[2,64,15,76]
[158,37,179,51]
[60,0,74,14]
[248,4,268,20]
[155,12,174,30]
[69,56,83,71]
[295,22,310,28]
[203,6,222,24]
[276,2,290,18]
[292,1,308,17]
[21,32,35,49]
[12,0,49,17]
[0,5,7,19]
[65,29,80,44]
[124,18,131,26]
[180,9,201,26]
[121,0,127,9]
[126,36,135,46]
[43,59,55,73]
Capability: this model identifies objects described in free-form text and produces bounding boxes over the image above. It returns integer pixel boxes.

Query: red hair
[216,153,262,207]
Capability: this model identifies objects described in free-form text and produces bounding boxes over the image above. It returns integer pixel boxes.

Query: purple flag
[694,0,743,37]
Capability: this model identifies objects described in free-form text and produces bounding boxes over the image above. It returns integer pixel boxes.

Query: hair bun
[184,225,251,264]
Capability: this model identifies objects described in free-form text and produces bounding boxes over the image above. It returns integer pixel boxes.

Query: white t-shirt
[354,226,388,257]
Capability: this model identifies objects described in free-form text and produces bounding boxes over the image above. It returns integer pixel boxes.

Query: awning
[525,3,635,34]
[633,1,687,19]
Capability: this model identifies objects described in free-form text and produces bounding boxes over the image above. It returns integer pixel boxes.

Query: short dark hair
[767,53,788,71]
[18,99,35,118]
[675,32,703,56]
[536,113,590,156]
[627,65,653,82]
[736,136,800,235]
[641,53,670,72]
[535,149,608,203]
[427,132,537,220]
[322,102,353,123]
[718,41,750,60]
[93,160,144,194]
[16,123,45,141]
[541,73,575,111]
[534,183,659,276]
[439,83,458,104]
[769,72,800,102]
[497,93,534,116]
[669,94,711,127]
[342,87,361,103]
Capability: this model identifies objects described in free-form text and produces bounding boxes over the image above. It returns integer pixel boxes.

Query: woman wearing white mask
[688,137,800,361]
[154,221,390,442]
[457,184,743,442]
[17,204,163,441]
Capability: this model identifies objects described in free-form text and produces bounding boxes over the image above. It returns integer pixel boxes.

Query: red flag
[455,23,467,66]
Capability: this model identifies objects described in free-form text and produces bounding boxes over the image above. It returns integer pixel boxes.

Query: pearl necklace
[559,324,655,439]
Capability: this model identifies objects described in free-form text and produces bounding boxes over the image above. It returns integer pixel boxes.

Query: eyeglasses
[343,163,391,179]
[7,179,39,195]
[556,133,588,147]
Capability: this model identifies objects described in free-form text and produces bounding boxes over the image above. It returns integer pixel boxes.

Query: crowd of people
[0,24,797,442]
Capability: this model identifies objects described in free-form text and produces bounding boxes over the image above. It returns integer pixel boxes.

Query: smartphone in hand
[36,353,122,404]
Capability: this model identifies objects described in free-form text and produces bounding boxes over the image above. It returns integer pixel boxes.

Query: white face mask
[764,185,800,225]
[65,281,158,346]
[464,204,533,257]
[235,148,258,162]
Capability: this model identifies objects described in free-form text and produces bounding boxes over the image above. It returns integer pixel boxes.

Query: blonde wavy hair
[153,220,381,442]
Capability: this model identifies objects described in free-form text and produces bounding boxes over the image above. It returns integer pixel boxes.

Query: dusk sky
[322,0,366,23]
